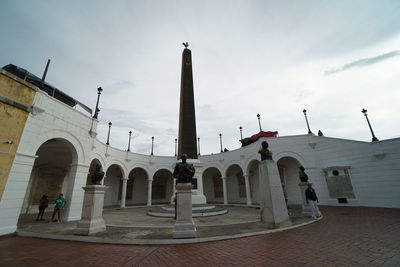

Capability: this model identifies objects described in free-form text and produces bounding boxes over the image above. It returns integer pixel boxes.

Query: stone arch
[105,159,127,178]
[104,164,124,206]
[225,164,245,204]
[247,159,261,204]
[152,165,173,176]
[222,160,244,177]
[276,156,302,205]
[127,167,149,205]
[245,156,260,175]
[26,129,85,165]
[152,169,174,203]
[20,138,78,218]
[202,167,223,203]
[274,151,307,167]
[130,164,151,180]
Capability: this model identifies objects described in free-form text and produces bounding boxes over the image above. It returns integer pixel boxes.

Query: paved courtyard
[1,206,399,266]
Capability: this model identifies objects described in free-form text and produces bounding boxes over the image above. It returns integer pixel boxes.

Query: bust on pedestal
[258,141,291,228]
[74,164,107,235]
[173,154,197,238]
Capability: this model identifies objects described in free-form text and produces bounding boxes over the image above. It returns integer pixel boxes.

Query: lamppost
[127,131,132,152]
[239,126,243,140]
[106,122,112,145]
[361,109,379,142]
[198,137,201,156]
[174,138,177,156]
[151,136,154,155]
[93,87,103,119]
[257,114,262,132]
[219,133,223,152]
[302,109,312,134]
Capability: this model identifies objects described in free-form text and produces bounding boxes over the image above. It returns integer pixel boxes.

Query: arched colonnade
[22,136,306,219]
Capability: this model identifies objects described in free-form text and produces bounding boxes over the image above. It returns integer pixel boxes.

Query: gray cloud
[100,107,154,134]
[325,50,400,75]
[105,80,135,93]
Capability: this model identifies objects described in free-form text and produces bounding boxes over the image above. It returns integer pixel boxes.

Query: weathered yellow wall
[0,72,36,200]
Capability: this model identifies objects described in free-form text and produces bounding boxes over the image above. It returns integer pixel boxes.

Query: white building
[0,67,399,236]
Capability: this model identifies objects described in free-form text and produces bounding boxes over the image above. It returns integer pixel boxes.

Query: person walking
[36,195,49,221]
[51,194,66,222]
[305,183,321,219]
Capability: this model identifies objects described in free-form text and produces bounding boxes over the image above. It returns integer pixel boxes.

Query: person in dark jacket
[36,195,49,221]
[305,183,321,219]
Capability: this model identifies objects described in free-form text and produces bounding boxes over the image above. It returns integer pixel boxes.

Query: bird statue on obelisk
[177,42,198,159]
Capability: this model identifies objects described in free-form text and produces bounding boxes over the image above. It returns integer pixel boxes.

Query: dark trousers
[174,200,177,219]
[36,207,46,220]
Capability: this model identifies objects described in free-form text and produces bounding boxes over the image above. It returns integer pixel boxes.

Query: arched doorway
[86,159,103,185]
[225,164,245,204]
[247,159,260,204]
[20,138,78,219]
[277,157,302,205]
[152,169,173,204]
[104,164,123,207]
[202,167,223,203]
[127,167,148,205]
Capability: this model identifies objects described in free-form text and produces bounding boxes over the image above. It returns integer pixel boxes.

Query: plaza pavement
[0,206,399,266]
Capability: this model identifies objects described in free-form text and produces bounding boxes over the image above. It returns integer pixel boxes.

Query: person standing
[36,195,49,221]
[51,194,66,222]
[173,192,177,219]
[305,183,321,219]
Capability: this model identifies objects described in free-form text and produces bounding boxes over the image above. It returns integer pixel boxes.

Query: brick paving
[1,206,399,266]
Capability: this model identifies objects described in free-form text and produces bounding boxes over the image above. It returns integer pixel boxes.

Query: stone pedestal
[173,183,197,238]
[188,159,207,205]
[299,182,312,216]
[74,185,107,235]
[259,160,291,228]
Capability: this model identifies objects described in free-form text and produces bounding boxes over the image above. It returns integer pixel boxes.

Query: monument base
[259,160,292,228]
[173,183,197,239]
[299,182,312,216]
[192,192,207,205]
[173,221,197,238]
[74,185,107,236]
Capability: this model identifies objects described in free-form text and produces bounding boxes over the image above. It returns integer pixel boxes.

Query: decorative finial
[182,42,189,48]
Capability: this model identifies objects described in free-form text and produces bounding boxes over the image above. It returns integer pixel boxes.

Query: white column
[222,176,228,205]
[0,152,37,235]
[299,182,312,216]
[191,164,206,204]
[244,174,252,206]
[63,163,90,221]
[120,177,128,208]
[194,168,204,194]
[147,179,153,206]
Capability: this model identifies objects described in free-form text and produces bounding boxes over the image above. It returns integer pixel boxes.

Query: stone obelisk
[178,43,198,159]
[175,43,206,205]
[173,43,198,238]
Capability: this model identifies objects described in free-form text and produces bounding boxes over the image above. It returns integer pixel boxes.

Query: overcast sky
[1,0,400,156]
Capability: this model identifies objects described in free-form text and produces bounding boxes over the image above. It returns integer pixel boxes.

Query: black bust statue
[299,166,309,183]
[91,164,105,185]
[173,154,195,183]
[258,141,273,161]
